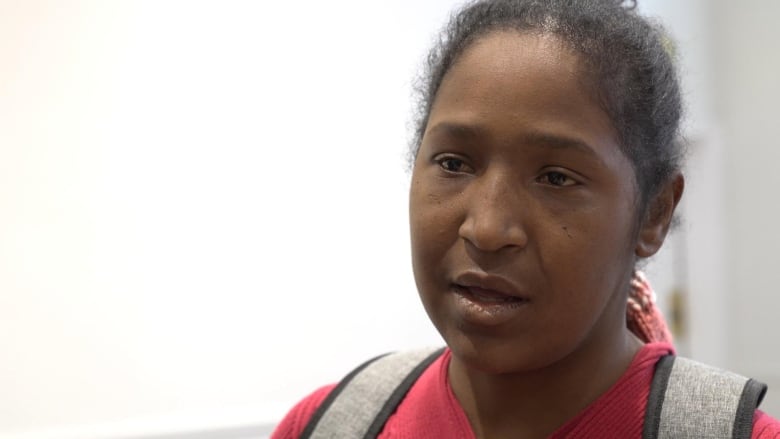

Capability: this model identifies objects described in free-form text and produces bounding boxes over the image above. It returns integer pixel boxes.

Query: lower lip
[451,285,530,327]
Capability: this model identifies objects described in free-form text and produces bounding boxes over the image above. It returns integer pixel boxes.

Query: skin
[409,30,683,439]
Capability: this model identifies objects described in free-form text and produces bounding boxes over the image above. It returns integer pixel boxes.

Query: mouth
[453,284,528,307]
[452,271,530,301]
[448,273,532,327]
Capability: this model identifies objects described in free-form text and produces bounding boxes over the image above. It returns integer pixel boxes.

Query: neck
[448,325,642,439]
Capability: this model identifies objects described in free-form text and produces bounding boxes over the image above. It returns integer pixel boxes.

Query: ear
[635,173,685,258]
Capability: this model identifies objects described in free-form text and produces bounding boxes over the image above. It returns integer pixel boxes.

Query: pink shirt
[272,342,780,438]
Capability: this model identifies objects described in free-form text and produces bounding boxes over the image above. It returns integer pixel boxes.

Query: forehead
[426,30,622,164]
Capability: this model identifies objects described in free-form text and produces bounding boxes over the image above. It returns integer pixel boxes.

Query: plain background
[1,1,778,438]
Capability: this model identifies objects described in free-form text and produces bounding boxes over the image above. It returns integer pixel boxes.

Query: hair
[410,0,684,211]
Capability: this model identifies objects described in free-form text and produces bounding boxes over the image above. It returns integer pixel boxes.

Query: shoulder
[270,384,336,439]
[270,347,447,439]
[647,353,777,439]
[754,410,780,439]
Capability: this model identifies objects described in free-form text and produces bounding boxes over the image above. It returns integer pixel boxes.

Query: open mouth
[454,284,528,306]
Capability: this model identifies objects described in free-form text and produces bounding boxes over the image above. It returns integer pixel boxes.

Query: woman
[273,0,779,437]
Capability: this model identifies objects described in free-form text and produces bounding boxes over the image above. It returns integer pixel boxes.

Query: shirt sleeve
[270,384,337,439]
[753,410,780,438]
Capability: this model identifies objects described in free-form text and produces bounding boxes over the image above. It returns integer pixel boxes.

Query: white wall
[2,1,777,438]
[710,0,780,415]
[641,0,780,417]
[634,0,725,365]
[638,0,780,416]
[0,1,454,437]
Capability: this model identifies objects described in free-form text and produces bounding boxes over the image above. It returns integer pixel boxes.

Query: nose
[458,172,529,252]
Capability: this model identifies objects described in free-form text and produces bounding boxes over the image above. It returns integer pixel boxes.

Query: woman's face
[410,31,643,374]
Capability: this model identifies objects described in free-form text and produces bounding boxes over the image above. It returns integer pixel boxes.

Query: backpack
[299,347,767,439]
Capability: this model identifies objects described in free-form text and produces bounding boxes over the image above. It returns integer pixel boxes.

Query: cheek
[565,182,639,250]
[411,193,449,267]
[539,186,638,272]
[545,206,638,312]
[408,173,467,288]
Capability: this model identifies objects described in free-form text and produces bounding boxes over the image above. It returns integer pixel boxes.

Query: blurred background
[1,1,778,438]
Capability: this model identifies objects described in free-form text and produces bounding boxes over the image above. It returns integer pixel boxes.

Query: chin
[444,329,570,375]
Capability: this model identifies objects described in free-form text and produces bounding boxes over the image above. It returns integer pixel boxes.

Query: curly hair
[411,0,684,209]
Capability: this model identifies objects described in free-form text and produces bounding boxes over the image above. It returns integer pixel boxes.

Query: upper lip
[452,271,529,300]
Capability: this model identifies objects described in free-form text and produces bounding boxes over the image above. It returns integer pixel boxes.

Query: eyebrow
[518,131,600,159]
[425,121,487,141]
[425,121,601,159]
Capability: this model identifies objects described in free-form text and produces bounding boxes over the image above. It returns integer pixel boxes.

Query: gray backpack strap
[300,347,445,439]
[643,355,768,439]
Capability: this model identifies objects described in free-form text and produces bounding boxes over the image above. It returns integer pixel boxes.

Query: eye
[538,171,578,187]
[434,155,474,174]
[441,158,465,172]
